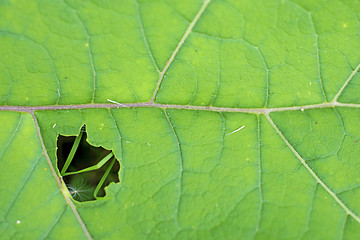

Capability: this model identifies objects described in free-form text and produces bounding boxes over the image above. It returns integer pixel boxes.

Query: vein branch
[333,63,360,102]
[135,0,159,72]
[0,114,23,159]
[265,113,360,224]
[60,0,97,103]
[309,13,327,102]
[163,109,184,225]
[150,0,211,102]
[3,154,42,219]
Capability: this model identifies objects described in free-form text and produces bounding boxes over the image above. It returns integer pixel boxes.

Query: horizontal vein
[30,112,93,240]
[265,114,360,223]
[0,101,359,113]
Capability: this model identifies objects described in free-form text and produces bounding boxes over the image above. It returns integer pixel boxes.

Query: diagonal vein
[41,205,67,239]
[0,113,23,159]
[3,154,43,219]
[30,112,93,240]
[265,113,360,223]
[333,62,360,102]
[150,0,212,102]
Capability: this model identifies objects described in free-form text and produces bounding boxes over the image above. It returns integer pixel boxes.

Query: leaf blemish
[57,127,120,202]
[107,99,129,108]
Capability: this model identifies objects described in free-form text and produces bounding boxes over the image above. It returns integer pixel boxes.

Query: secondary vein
[265,113,360,224]
[30,112,93,240]
[333,63,360,102]
[150,0,212,102]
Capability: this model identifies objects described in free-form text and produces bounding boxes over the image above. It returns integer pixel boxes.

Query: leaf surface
[1,0,360,239]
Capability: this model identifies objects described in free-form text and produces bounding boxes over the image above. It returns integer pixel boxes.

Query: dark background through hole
[57,131,120,201]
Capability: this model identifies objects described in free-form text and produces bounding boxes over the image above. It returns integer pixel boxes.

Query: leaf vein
[163,109,184,227]
[134,0,160,72]
[41,205,67,239]
[31,112,93,240]
[150,0,212,102]
[3,154,43,219]
[265,113,360,224]
[60,0,97,103]
[0,113,23,159]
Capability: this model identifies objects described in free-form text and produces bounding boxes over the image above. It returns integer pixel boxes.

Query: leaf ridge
[108,109,123,144]
[300,182,318,238]
[340,215,349,240]
[216,112,226,167]
[60,0,97,104]
[286,0,328,102]
[134,0,160,73]
[309,13,327,102]
[163,109,184,227]
[209,41,221,106]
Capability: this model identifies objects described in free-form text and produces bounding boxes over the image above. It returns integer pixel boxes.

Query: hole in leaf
[57,125,120,202]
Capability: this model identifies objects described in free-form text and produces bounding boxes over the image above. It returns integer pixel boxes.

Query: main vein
[1,101,359,114]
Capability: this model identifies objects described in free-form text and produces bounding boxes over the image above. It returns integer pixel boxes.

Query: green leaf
[1,0,360,239]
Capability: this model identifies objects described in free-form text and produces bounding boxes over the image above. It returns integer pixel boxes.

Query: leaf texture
[1,0,360,239]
